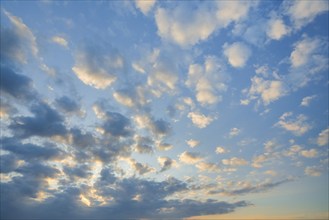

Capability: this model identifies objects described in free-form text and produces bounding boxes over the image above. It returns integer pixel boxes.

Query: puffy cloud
[179,151,204,164]
[157,143,173,151]
[9,102,67,138]
[283,144,302,157]
[134,136,154,154]
[55,96,80,113]
[287,36,328,89]
[300,149,318,158]
[51,36,68,48]
[72,43,123,89]
[247,76,287,105]
[317,128,329,147]
[100,112,132,137]
[188,112,214,128]
[300,95,317,107]
[186,139,200,148]
[229,127,240,137]
[195,162,220,172]
[0,65,35,100]
[158,157,176,172]
[266,18,290,40]
[290,37,321,68]
[251,155,268,168]
[275,112,311,136]
[304,166,322,177]
[285,0,329,29]
[155,1,255,47]
[135,0,156,15]
[186,56,227,106]
[134,114,172,137]
[222,157,248,166]
[223,42,251,68]
[127,158,155,175]
[215,146,227,154]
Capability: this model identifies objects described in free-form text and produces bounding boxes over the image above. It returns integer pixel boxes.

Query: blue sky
[0,0,328,219]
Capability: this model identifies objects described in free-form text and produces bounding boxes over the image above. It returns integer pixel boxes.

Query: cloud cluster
[275,112,311,136]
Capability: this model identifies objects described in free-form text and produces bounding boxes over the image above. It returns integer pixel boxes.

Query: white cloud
[135,0,156,15]
[186,139,200,148]
[223,42,251,68]
[300,149,318,158]
[222,157,248,166]
[247,76,287,105]
[195,162,220,172]
[72,45,123,89]
[290,37,321,68]
[157,143,173,151]
[266,18,290,40]
[284,144,302,157]
[155,1,255,47]
[186,56,227,106]
[252,155,267,168]
[304,166,322,177]
[51,36,68,48]
[285,0,329,29]
[215,146,227,154]
[229,128,240,137]
[276,112,311,136]
[317,128,329,147]
[113,92,134,107]
[179,151,203,164]
[188,112,214,128]
[300,95,317,107]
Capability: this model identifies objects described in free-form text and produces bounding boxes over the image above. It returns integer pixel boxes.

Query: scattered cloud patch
[188,112,214,128]
[223,42,251,68]
[179,151,203,164]
[300,95,317,107]
[317,128,329,147]
[186,139,200,148]
[276,112,311,136]
[222,157,248,166]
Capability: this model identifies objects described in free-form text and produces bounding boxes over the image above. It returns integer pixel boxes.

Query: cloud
[229,127,240,137]
[55,96,80,114]
[222,157,248,166]
[186,139,200,148]
[285,0,329,29]
[134,136,154,154]
[247,76,287,105]
[188,112,214,128]
[300,95,317,107]
[127,158,155,175]
[155,1,255,47]
[186,56,227,106]
[179,151,204,164]
[0,65,35,100]
[9,102,67,138]
[157,143,173,151]
[251,155,268,168]
[72,43,123,89]
[135,0,156,15]
[215,146,228,154]
[215,179,292,196]
[300,149,318,158]
[158,157,176,172]
[100,112,132,137]
[317,128,329,147]
[195,162,220,172]
[287,36,328,89]
[266,18,290,40]
[3,9,38,62]
[290,37,322,68]
[51,36,68,48]
[275,112,311,136]
[304,166,322,177]
[223,42,251,68]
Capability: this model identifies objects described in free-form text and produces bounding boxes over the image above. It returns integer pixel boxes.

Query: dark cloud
[0,26,25,65]
[9,102,67,138]
[134,136,154,154]
[102,111,132,137]
[0,65,35,100]
[151,118,171,136]
[63,164,92,179]
[70,128,95,149]
[158,156,175,172]
[0,153,18,173]
[55,96,80,113]
[2,138,63,161]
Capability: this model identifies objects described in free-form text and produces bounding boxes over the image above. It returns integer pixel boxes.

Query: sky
[0,0,328,219]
